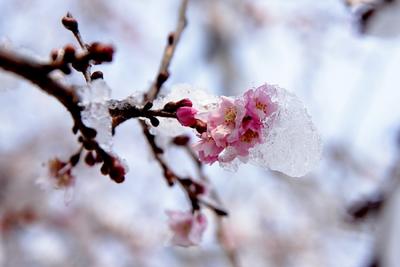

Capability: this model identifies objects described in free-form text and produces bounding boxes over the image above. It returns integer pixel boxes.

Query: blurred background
[1,0,400,266]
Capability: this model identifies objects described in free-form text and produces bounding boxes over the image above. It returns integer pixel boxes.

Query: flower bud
[62,13,78,32]
[176,107,197,127]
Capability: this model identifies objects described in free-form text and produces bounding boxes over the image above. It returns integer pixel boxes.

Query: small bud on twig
[90,71,104,80]
[150,116,160,127]
[84,152,96,166]
[172,135,190,146]
[62,13,78,33]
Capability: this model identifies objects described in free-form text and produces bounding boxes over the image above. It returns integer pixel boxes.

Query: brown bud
[69,152,81,167]
[111,175,125,183]
[100,162,110,175]
[91,71,104,80]
[63,44,76,62]
[164,169,175,186]
[88,43,114,63]
[109,159,126,183]
[62,13,78,32]
[149,117,160,127]
[143,102,153,110]
[82,127,97,139]
[84,152,96,166]
[82,140,96,151]
[50,49,60,61]
[194,119,207,134]
[172,135,190,146]
[163,101,178,112]
[156,71,169,87]
[167,33,175,45]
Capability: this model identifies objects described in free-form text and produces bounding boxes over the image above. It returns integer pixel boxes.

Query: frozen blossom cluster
[156,83,322,177]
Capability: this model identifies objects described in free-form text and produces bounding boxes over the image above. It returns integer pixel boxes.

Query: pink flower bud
[176,98,193,108]
[176,107,198,127]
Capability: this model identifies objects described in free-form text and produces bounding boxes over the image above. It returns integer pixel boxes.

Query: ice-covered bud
[166,210,207,247]
[176,106,198,127]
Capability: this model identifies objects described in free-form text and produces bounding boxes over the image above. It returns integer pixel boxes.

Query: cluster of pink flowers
[166,210,207,247]
[176,84,277,164]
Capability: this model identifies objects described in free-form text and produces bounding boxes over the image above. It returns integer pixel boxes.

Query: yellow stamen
[224,107,237,124]
[240,129,259,143]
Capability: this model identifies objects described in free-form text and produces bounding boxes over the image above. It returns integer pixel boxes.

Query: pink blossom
[193,133,224,164]
[244,84,277,121]
[166,210,207,247]
[208,97,245,146]
[208,96,245,129]
[232,128,262,157]
[180,84,278,164]
[176,106,198,127]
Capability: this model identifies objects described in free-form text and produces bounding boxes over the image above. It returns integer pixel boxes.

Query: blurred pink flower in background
[166,210,208,247]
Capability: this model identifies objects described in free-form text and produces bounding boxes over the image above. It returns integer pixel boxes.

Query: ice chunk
[249,86,322,177]
[79,79,111,104]
[80,80,113,151]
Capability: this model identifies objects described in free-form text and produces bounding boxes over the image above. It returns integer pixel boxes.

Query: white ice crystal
[80,79,113,151]
[151,84,218,137]
[248,86,322,177]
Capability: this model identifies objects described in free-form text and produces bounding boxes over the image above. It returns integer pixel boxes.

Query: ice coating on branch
[80,79,113,151]
[151,84,218,136]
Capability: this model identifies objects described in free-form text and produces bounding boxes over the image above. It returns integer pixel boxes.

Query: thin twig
[144,0,188,102]
[62,12,92,82]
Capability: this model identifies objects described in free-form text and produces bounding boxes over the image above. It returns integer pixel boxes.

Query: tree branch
[144,0,188,102]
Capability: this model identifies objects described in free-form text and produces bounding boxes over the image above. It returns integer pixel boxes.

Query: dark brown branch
[0,49,81,123]
[0,48,123,183]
